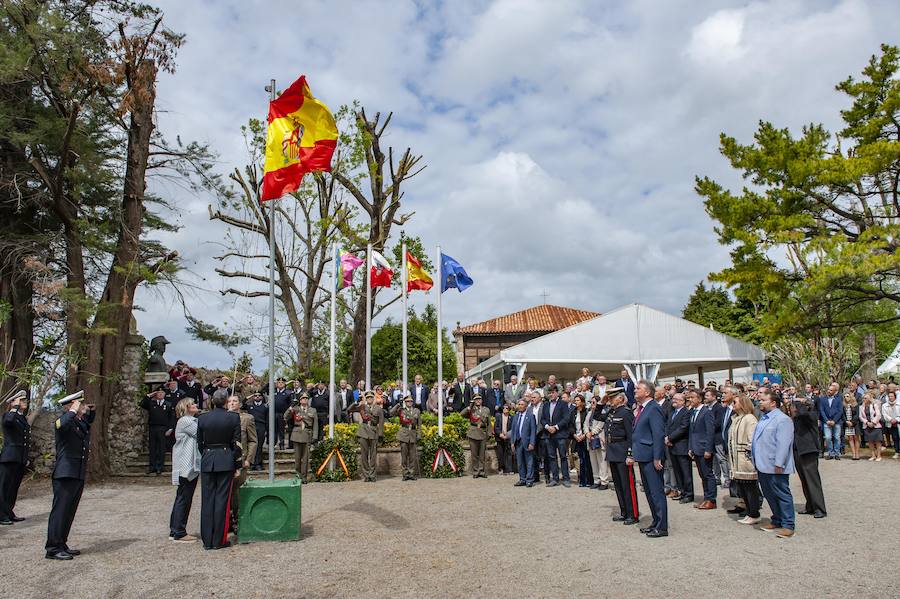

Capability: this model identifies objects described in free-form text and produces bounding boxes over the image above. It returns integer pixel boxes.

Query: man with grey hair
[629,379,668,537]
[715,386,737,497]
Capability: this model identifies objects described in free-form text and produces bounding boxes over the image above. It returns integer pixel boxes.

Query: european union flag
[440,253,473,293]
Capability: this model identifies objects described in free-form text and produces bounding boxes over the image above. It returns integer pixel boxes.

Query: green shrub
[420,412,469,440]
[418,432,465,478]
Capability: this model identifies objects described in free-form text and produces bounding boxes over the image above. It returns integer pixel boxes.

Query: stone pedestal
[108,333,147,474]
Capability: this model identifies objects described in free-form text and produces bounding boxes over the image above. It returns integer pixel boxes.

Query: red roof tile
[455,304,600,336]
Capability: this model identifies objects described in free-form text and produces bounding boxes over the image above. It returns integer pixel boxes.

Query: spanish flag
[261,76,337,202]
[406,251,433,292]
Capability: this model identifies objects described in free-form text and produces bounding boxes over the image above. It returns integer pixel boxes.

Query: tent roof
[877,340,900,375]
[468,303,767,378]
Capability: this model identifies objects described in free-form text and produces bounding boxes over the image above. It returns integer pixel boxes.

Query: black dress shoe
[639,526,655,533]
[514,481,525,487]
[65,548,81,556]
[561,480,571,488]
[0,520,12,526]
[622,518,638,525]
[547,480,558,487]
[646,529,668,538]
[727,506,746,514]
[678,496,695,504]
[11,516,24,522]
[798,510,813,515]
[45,551,73,560]
[814,511,826,518]
[526,483,533,487]
[589,484,600,489]
[612,515,626,522]
[598,484,609,490]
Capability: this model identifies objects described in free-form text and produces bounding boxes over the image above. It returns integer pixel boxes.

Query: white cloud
[686,9,747,64]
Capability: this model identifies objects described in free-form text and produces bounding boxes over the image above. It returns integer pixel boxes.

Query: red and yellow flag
[261,76,337,201]
[406,251,433,292]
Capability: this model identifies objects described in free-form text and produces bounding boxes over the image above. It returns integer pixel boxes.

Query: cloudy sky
[136,0,899,369]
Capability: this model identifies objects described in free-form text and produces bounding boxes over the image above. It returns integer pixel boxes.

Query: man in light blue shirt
[751,387,796,538]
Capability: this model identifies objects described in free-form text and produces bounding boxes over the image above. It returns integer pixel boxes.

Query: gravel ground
[0,458,897,599]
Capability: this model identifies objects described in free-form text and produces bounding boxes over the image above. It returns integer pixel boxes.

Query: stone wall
[107,333,147,473]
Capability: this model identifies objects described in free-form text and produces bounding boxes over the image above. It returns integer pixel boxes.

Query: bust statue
[147,335,170,373]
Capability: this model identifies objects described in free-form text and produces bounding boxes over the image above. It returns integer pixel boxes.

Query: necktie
[691,408,698,424]
[634,404,643,428]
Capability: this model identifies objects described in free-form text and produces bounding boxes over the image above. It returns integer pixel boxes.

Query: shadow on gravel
[79,537,139,555]
[5,512,50,530]
[338,499,409,530]
[300,523,315,537]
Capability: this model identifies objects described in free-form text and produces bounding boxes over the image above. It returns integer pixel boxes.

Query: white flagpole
[265,79,277,482]
[366,243,372,390]
[329,243,337,439]
[436,245,443,437]
[401,239,408,394]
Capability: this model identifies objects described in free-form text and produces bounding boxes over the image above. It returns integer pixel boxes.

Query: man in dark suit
[528,392,548,483]
[605,388,638,524]
[140,388,175,475]
[791,398,827,518]
[715,387,736,497]
[510,398,537,486]
[487,380,506,416]
[45,391,93,560]
[243,392,269,470]
[178,369,204,409]
[540,387,572,487]
[493,402,514,474]
[448,374,471,413]
[688,390,717,509]
[197,392,241,550]
[664,392,692,502]
[616,370,636,407]
[410,374,429,414]
[309,382,329,441]
[1,391,30,525]
[818,382,843,460]
[630,380,668,537]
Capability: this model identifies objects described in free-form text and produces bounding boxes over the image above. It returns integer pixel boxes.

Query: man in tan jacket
[285,393,318,483]
[461,394,492,478]
[226,394,257,532]
[352,391,382,482]
[390,394,421,480]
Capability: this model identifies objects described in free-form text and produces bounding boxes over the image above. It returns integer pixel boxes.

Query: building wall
[456,333,546,373]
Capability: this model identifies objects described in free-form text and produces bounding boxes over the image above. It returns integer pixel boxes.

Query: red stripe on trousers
[222,477,234,546]
[628,465,639,519]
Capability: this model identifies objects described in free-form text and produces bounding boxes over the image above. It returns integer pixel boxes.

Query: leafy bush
[418,433,465,478]
[311,436,359,482]
[382,421,399,446]
[420,412,469,440]
[325,423,360,445]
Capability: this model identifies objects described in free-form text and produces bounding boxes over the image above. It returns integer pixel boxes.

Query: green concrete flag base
[237,477,302,543]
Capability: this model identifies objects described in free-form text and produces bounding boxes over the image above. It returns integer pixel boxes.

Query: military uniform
[197,407,241,550]
[390,402,421,480]
[461,401,492,478]
[273,387,294,449]
[229,410,257,531]
[285,403,318,482]
[45,405,94,558]
[0,405,30,524]
[354,399,382,482]
[140,393,175,474]
[243,396,269,470]
[606,403,639,523]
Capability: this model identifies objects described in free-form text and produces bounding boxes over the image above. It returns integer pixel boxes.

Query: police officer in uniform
[461,394,492,478]
[272,377,293,450]
[226,392,256,532]
[285,393,317,482]
[45,391,93,560]
[1,390,30,525]
[351,391,382,482]
[140,387,175,475]
[390,394,421,480]
[197,392,241,550]
[242,392,268,471]
[605,387,639,525]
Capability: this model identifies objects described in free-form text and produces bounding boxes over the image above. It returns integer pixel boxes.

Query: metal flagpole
[265,79,277,482]
[401,239,408,394]
[329,243,337,439]
[436,245,443,437]
[365,243,372,390]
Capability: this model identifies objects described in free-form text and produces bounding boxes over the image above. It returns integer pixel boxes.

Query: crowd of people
[3,357,898,555]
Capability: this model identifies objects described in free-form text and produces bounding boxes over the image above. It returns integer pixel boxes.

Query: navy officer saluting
[1,390,31,525]
[45,391,94,560]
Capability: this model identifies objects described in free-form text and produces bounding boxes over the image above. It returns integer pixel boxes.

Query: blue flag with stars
[440,253,473,293]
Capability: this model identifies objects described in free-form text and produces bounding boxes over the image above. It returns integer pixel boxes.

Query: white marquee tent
[466,303,767,384]
[877,340,900,376]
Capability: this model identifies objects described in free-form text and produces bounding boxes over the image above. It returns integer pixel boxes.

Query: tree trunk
[859,332,877,382]
[0,255,35,397]
[78,59,157,479]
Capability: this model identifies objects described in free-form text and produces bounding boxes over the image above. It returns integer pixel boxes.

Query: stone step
[113,470,299,479]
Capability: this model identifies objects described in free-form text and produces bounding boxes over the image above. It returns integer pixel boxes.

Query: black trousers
[495,438,513,473]
[0,462,25,519]
[694,453,717,501]
[200,470,234,549]
[795,452,827,515]
[671,453,693,498]
[275,418,286,449]
[733,479,762,517]
[45,477,84,553]
[537,437,550,481]
[575,440,593,484]
[609,461,639,520]
[169,476,198,538]
[253,422,267,467]
[148,426,167,471]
